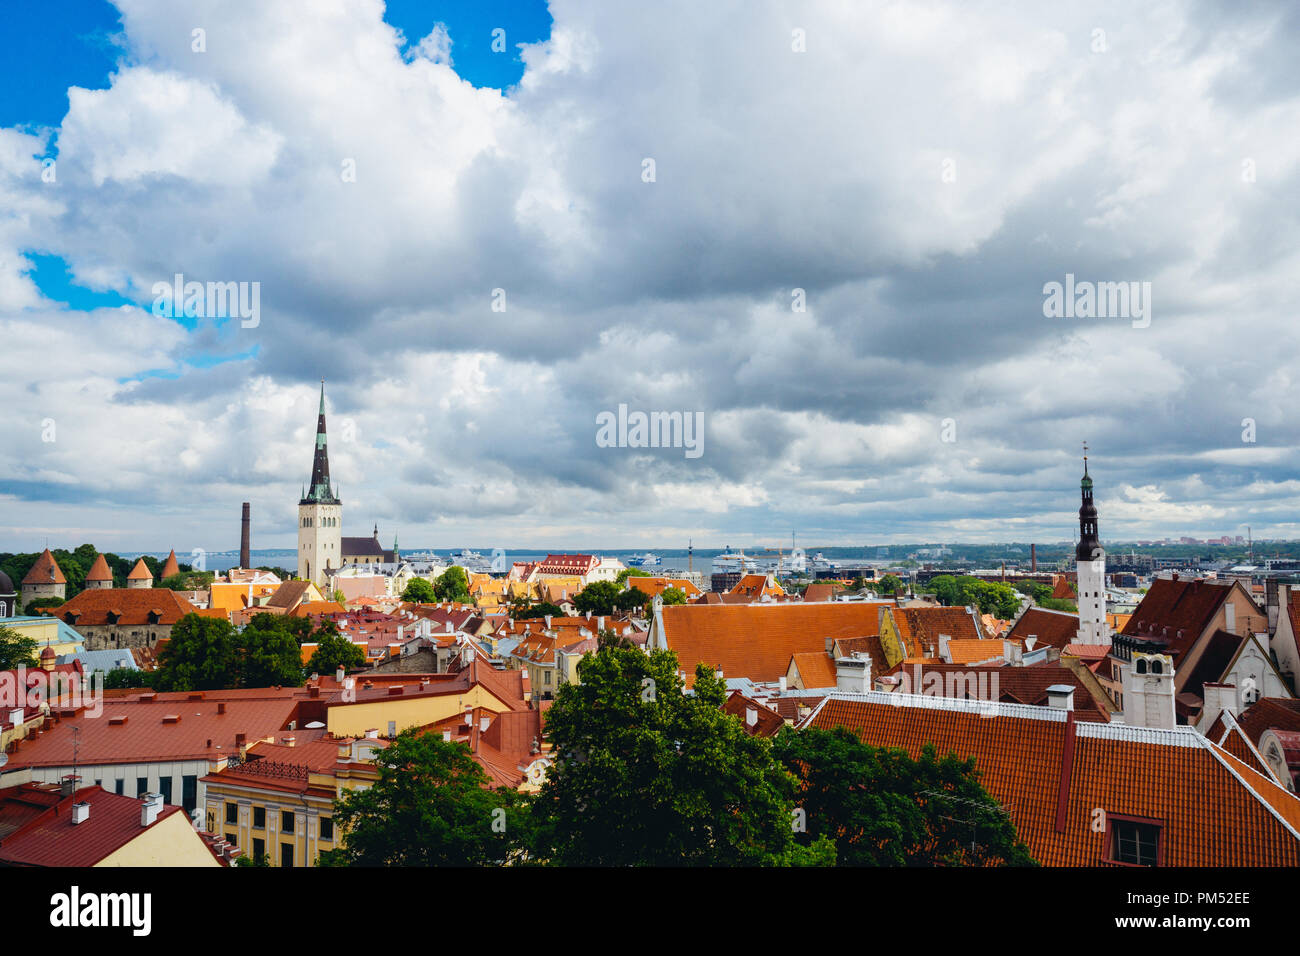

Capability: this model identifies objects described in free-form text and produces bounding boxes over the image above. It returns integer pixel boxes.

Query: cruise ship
[626,552,662,568]
[712,549,759,574]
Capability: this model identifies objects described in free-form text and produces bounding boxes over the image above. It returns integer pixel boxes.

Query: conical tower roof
[127,558,153,581]
[301,381,340,505]
[22,548,66,585]
[160,549,180,578]
[86,554,113,582]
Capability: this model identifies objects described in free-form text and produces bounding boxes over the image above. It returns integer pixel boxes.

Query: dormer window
[1109,816,1162,866]
[1136,658,1147,675]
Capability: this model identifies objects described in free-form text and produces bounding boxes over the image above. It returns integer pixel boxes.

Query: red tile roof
[127,558,152,581]
[160,550,181,579]
[86,554,113,583]
[50,588,195,627]
[888,605,984,659]
[0,785,184,867]
[788,651,838,690]
[723,691,786,737]
[22,548,65,586]
[659,602,886,684]
[807,692,1300,865]
[1006,607,1080,651]
[6,692,316,768]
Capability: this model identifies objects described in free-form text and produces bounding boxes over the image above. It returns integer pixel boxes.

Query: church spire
[1075,442,1099,562]
[301,380,340,505]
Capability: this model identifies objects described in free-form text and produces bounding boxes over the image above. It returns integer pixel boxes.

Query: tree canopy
[0,624,37,670]
[922,575,1021,618]
[772,725,1037,866]
[305,622,366,675]
[401,577,436,603]
[153,613,306,691]
[319,730,532,866]
[528,639,834,866]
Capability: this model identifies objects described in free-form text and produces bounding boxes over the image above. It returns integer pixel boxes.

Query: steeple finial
[319,379,326,415]
[1082,440,1089,476]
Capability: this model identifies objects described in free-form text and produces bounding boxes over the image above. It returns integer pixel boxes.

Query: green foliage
[1015,581,1053,604]
[401,577,437,603]
[773,726,1037,866]
[573,580,622,615]
[235,852,271,867]
[529,642,827,866]
[876,574,904,596]
[1040,597,1078,613]
[160,571,215,592]
[660,586,688,606]
[153,613,305,691]
[614,586,650,612]
[98,668,154,690]
[0,624,38,669]
[24,598,63,616]
[305,624,366,676]
[615,567,653,585]
[433,566,471,603]
[322,730,532,866]
[922,575,1020,618]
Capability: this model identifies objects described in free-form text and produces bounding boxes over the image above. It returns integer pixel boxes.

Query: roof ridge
[1218,709,1285,787]
[1203,739,1300,843]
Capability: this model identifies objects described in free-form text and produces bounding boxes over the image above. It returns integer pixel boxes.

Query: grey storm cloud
[0,0,1298,550]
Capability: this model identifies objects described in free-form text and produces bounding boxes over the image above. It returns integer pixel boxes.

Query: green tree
[154,615,241,691]
[512,602,564,620]
[615,567,653,585]
[240,614,308,687]
[305,626,366,676]
[614,586,650,612]
[235,852,272,867]
[876,574,903,596]
[0,624,38,669]
[573,580,622,615]
[320,729,532,866]
[401,577,437,603]
[99,668,154,690]
[1040,597,1078,613]
[660,586,688,606]
[154,613,305,691]
[433,566,471,603]
[773,726,1036,867]
[529,640,833,866]
[24,597,64,616]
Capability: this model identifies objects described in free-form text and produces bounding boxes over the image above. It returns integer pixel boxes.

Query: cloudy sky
[1,0,1299,553]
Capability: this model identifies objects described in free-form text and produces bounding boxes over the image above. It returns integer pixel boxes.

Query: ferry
[626,552,662,568]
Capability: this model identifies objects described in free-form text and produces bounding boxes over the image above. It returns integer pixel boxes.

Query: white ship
[626,552,662,568]
[712,549,758,574]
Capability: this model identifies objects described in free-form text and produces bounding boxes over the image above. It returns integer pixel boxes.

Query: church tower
[297,382,342,588]
[1075,445,1110,645]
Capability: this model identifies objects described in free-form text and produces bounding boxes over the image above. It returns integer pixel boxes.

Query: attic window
[1109,817,1161,866]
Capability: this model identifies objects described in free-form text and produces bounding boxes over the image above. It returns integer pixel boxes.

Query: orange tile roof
[22,548,66,586]
[659,603,884,684]
[86,554,112,583]
[944,639,1005,665]
[888,605,983,658]
[629,577,703,599]
[160,550,181,579]
[807,692,1300,866]
[126,558,152,581]
[788,651,838,690]
[50,588,196,627]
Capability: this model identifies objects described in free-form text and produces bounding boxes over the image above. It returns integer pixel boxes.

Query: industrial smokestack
[1031,543,1037,573]
[240,502,251,569]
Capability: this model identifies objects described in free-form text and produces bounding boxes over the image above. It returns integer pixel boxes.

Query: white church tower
[297,382,342,588]
[1075,444,1111,646]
